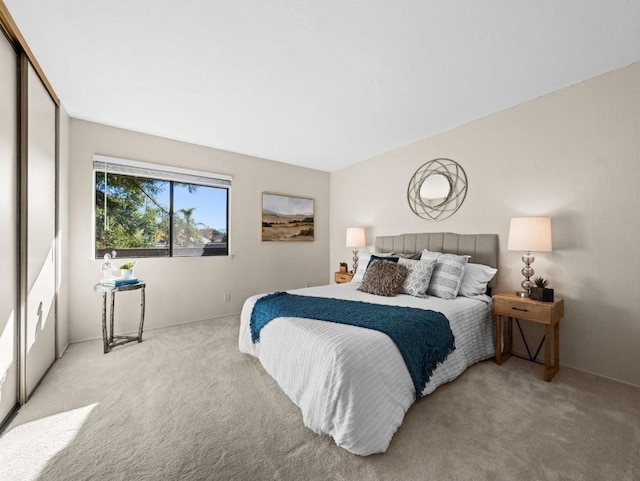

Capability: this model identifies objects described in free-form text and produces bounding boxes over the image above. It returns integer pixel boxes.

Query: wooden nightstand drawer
[493,293,563,324]
[334,272,354,284]
[493,297,554,323]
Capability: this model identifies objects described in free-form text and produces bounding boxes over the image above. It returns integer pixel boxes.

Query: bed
[239,232,498,456]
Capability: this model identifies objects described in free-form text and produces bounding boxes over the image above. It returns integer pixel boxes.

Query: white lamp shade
[346,227,366,247]
[507,217,552,252]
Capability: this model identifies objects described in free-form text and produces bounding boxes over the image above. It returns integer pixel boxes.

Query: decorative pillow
[421,249,472,261]
[358,260,408,297]
[458,263,498,297]
[421,252,469,299]
[351,250,393,283]
[366,254,399,268]
[391,252,422,260]
[398,258,436,297]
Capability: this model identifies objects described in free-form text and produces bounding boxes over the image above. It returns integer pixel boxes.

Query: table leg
[102,292,108,354]
[506,316,513,359]
[109,291,115,347]
[138,286,145,342]
[495,314,513,365]
[554,321,559,368]
[495,314,501,363]
[544,322,559,381]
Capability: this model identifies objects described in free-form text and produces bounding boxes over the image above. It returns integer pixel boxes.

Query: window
[94,156,230,259]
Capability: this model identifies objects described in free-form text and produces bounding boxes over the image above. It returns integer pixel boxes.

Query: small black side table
[94,281,146,354]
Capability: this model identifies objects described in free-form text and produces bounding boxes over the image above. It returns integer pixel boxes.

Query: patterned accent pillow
[358,260,408,297]
[398,258,436,297]
[421,252,469,299]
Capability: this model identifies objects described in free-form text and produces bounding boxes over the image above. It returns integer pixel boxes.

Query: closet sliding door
[0,32,18,423]
[22,59,57,399]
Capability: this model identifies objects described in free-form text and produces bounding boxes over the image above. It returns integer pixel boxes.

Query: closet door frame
[1,2,61,421]
[0,26,19,431]
[18,52,27,405]
[18,52,59,404]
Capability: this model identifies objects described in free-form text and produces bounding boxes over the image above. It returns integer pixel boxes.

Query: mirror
[419,173,451,203]
[407,158,468,221]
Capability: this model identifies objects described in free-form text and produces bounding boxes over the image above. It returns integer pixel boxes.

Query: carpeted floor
[1,316,639,481]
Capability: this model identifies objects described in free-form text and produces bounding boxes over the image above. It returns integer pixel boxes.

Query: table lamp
[507,217,552,297]
[346,227,366,273]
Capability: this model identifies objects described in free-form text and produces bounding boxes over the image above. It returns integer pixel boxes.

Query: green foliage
[119,261,136,269]
[533,276,549,288]
[339,262,348,267]
[174,207,202,247]
[95,173,169,250]
[95,173,226,256]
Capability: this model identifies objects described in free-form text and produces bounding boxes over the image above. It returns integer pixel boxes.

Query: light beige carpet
[1,316,638,481]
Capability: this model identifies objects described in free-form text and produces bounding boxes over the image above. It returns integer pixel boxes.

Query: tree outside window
[95,172,228,258]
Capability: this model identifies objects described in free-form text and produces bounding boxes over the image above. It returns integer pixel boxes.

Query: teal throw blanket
[250,292,455,402]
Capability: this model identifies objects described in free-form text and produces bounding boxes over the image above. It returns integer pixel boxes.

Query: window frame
[92,155,231,260]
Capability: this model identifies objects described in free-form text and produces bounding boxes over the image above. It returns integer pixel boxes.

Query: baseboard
[0,404,20,435]
[57,342,70,359]
[559,361,640,389]
[69,312,242,344]
[510,348,640,388]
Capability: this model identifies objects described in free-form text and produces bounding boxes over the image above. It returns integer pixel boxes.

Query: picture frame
[262,192,314,242]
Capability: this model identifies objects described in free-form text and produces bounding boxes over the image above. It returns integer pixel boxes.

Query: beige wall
[330,62,640,386]
[68,119,330,342]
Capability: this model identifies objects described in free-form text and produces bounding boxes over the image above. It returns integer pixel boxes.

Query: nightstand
[493,292,564,381]
[334,272,354,284]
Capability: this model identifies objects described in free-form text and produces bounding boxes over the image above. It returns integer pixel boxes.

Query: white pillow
[420,251,469,299]
[398,258,436,297]
[351,250,393,283]
[458,263,498,297]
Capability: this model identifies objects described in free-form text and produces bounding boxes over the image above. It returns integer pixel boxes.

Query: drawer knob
[512,307,529,312]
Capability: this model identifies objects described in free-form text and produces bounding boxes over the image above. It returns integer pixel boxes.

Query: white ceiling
[6,1,640,172]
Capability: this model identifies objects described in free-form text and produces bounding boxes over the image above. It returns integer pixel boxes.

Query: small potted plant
[119,261,136,279]
[530,276,554,302]
[339,262,348,273]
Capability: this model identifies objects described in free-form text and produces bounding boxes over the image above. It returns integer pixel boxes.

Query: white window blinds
[93,155,232,188]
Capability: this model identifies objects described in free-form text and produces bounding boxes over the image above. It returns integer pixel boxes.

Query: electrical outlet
[224,293,231,303]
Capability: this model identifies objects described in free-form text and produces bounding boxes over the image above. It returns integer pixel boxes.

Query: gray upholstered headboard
[375,232,499,288]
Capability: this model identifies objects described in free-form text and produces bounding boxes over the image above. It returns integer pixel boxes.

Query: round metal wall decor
[407,158,468,221]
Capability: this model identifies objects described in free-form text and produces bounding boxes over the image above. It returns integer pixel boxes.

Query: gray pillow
[458,263,498,297]
[421,252,469,299]
[398,258,436,297]
[358,260,408,297]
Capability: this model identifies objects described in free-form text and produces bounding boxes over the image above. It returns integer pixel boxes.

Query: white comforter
[238,283,494,456]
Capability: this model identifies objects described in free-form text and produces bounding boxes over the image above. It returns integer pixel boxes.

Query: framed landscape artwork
[262,193,314,242]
